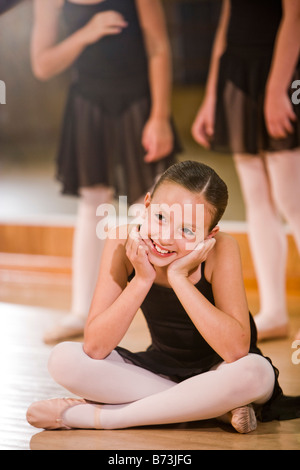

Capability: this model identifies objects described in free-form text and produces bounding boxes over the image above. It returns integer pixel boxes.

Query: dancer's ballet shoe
[295,329,300,341]
[43,318,85,344]
[257,323,289,342]
[26,398,86,430]
[231,405,257,434]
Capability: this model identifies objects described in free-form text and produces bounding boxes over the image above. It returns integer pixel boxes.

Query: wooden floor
[0,270,300,450]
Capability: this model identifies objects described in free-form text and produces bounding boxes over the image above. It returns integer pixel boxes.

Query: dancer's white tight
[48,342,275,430]
[70,185,114,323]
[234,148,300,330]
[68,185,146,325]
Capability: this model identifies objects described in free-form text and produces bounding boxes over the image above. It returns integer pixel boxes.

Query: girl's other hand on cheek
[167,238,216,282]
[126,226,156,283]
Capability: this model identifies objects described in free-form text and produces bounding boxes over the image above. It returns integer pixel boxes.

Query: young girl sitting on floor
[26,160,299,434]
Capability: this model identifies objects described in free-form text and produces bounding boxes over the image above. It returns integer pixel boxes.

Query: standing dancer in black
[192,0,300,341]
[31,0,180,343]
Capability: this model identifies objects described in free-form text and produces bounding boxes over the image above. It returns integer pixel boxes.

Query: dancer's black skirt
[56,80,181,205]
[212,46,300,155]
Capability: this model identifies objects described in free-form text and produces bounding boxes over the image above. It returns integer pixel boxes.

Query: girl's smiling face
[139,182,218,267]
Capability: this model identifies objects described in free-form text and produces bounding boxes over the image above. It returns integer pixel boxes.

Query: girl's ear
[144,192,152,209]
[137,192,151,222]
[206,226,219,239]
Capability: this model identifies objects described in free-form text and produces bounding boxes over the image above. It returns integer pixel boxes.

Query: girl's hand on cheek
[126,226,156,284]
[167,238,216,282]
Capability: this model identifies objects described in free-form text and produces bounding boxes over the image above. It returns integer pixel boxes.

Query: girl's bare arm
[84,228,155,359]
[202,0,230,100]
[31,0,86,80]
[136,0,174,161]
[191,0,230,147]
[265,0,300,137]
[168,233,251,363]
[31,0,127,80]
[136,0,172,120]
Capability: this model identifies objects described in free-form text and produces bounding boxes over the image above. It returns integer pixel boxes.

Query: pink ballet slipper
[231,405,257,434]
[26,398,87,430]
[295,329,300,341]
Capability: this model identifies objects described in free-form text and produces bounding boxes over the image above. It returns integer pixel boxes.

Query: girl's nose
[158,224,175,245]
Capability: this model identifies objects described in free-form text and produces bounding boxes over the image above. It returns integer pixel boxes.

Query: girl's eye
[155,213,166,222]
[182,227,195,238]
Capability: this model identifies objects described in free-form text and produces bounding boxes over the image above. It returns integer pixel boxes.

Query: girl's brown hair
[152,160,228,231]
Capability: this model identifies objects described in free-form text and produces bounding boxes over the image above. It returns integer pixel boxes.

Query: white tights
[48,342,275,430]
[70,185,114,323]
[234,148,300,331]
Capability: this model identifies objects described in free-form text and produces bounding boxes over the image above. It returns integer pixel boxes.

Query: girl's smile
[139,182,216,267]
[149,238,176,257]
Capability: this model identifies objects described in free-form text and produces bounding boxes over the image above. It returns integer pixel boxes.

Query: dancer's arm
[191,0,230,148]
[167,233,250,363]
[136,0,174,162]
[264,0,300,138]
[31,0,127,80]
[84,227,155,359]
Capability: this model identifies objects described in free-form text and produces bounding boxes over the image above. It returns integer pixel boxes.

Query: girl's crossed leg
[41,341,275,431]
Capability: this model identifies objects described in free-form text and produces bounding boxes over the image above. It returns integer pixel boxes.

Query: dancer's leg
[71,186,114,321]
[265,148,300,253]
[266,148,300,341]
[48,342,176,404]
[234,155,288,339]
[61,353,275,430]
[29,343,274,432]
[44,186,114,343]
